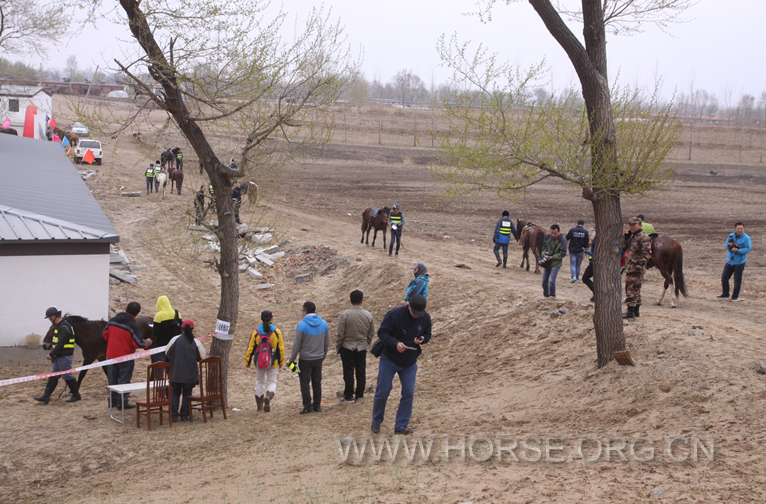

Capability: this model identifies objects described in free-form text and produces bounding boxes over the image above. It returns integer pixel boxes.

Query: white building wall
[0,254,110,347]
[2,93,53,130]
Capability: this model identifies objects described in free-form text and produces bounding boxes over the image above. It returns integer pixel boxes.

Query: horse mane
[64,314,107,325]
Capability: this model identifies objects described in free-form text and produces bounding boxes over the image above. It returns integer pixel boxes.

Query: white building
[0,85,53,138]
[0,134,119,347]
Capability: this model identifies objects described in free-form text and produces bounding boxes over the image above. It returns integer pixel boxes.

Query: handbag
[370,339,383,358]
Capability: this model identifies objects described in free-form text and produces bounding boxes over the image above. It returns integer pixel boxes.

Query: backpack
[255,331,276,369]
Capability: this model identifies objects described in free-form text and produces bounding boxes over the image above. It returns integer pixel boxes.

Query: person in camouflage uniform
[622,217,653,319]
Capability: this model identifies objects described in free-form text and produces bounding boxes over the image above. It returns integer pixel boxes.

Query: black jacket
[153,310,181,347]
[49,319,75,358]
[565,225,590,254]
[378,305,431,368]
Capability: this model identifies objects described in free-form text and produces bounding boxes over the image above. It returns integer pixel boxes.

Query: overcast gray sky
[34,0,766,101]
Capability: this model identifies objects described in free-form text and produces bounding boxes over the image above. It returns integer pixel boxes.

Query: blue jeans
[569,252,584,279]
[146,177,154,193]
[494,242,509,259]
[542,266,561,297]
[52,354,74,381]
[372,354,418,430]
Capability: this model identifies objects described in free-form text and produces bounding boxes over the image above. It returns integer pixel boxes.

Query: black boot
[34,377,59,404]
[634,305,640,317]
[65,379,81,403]
[502,256,507,269]
[622,306,636,319]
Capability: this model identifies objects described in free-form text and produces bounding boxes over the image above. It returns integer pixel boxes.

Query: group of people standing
[144,148,183,194]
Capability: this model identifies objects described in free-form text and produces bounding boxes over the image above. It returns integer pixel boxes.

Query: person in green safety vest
[34,307,80,404]
[145,163,155,194]
[153,160,163,192]
[388,204,404,256]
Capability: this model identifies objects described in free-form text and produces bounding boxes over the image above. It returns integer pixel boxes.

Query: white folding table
[107,382,151,426]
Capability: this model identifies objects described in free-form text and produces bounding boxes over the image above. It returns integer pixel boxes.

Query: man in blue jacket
[289,301,330,414]
[718,222,751,302]
[371,294,431,436]
[493,210,516,268]
[404,263,429,301]
[565,219,589,283]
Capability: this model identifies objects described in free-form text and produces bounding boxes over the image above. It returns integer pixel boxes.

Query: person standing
[405,263,429,301]
[582,235,597,302]
[166,320,206,422]
[718,222,751,302]
[172,147,183,170]
[637,214,656,236]
[194,185,206,225]
[371,294,431,436]
[622,217,653,319]
[493,210,516,268]
[34,307,80,404]
[103,302,152,410]
[145,163,155,194]
[566,219,589,283]
[336,290,375,404]
[161,148,174,169]
[289,302,330,415]
[245,310,285,412]
[232,182,243,225]
[541,225,567,299]
[388,204,404,257]
[152,296,182,362]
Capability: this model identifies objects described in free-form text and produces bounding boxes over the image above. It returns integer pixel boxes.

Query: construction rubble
[109,245,146,284]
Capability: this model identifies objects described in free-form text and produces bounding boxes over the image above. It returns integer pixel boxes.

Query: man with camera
[718,222,751,302]
[622,217,653,319]
[541,225,567,298]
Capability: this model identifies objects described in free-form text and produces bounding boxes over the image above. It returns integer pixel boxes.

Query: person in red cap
[166,320,206,422]
[103,302,152,410]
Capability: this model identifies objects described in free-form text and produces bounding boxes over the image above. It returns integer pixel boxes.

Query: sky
[27,0,766,102]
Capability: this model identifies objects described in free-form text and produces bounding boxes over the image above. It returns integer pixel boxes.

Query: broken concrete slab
[295,273,312,283]
[128,265,147,271]
[207,242,220,253]
[121,192,142,197]
[255,254,274,266]
[246,256,258,266]
[109,268,137,284]
[109,277,121,285]
[189,224,206,231]
[248,268,264,280]
[202,234,218,242]
[262,245,279,254]
[253,283,273,290]
[239,263,249,273]
[252,233,273,245]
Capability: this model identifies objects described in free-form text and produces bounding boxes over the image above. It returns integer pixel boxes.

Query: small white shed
[0,85,53,132]
[0,134,119,347]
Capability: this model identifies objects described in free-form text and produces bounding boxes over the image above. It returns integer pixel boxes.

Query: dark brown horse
[647,236,688,307]
[0,127,19,135]
[168,166,184,195]
[515,219,546,274]
[361,207,391,248]
[42,315,154,387]
[52,126,79,145]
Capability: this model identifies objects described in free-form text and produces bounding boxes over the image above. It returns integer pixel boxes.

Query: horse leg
[371,228,377,247]
[520,248,528,270]
[657,282,669,306]
[532,250,540,274]
[383,228,387,250]
[361,223,367,244]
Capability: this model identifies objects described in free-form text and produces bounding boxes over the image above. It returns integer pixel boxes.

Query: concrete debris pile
[109,245,146,284]
[280,245,356,283]
[78,169,97,181]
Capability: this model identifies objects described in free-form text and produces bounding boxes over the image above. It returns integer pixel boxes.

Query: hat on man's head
[409,294,427,317]
[44,306,61,319]
[628,217,642,224]
[182,320,194,330]
[393,204,401,210]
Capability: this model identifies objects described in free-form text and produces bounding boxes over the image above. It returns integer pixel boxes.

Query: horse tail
[673,243,688,298]
[534,229,544,256]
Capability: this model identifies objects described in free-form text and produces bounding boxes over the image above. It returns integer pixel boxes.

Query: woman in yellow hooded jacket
[153,295,182,362]
[244,310,285,412]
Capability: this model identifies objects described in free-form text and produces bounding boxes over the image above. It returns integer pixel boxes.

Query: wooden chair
[188,356,227,423]
[136,361,172,430]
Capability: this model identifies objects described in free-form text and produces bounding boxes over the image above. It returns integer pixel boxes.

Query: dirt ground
[1,97,765,503]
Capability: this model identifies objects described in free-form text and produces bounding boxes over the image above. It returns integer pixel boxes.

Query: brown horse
[515,219,545,274]
[239,181,259,204]
[42,315,154,387]
[647,236,688,307]
[0,127,18,135]
[361,207,391,248]
[168,166,184,195]
[52,126,79,146]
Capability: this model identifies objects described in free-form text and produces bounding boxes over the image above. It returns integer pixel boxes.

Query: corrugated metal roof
[0,85,49,97]
[0,205,117,242]
[0,134,119,243]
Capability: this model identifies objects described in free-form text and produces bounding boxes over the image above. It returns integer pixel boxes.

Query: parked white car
[71,122,89,136]
[73,139,103,165]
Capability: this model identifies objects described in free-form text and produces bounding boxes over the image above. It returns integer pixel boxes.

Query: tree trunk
[591,192,626,367]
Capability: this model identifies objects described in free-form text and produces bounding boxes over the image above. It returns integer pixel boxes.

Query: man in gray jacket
[336,290,375,404]
[290,301,330,414]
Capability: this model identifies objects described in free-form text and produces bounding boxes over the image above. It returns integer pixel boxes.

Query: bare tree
[436,0,692,367]
[392,69,426,107]
[112,0,357,402]
[0,0,70,57]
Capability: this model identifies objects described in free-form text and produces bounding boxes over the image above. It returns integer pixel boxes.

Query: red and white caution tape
[0,333,215,388]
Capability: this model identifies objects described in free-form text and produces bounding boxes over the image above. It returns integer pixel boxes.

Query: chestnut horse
[52,126,79,146]
[43,315,154,387]
[361,207,391,248]
[515,219,545,274]
[648,236,688,307]
[0,128,19,135]
[167,166,184,194]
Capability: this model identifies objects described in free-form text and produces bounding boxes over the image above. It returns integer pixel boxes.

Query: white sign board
[214,319,233,340]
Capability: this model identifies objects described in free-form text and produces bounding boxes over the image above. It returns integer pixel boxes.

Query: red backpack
[256,331,276,369]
